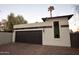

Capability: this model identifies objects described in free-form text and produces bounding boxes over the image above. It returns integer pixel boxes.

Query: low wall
[0,32,12,45]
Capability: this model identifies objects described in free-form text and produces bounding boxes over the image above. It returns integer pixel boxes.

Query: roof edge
[42,14,73,22]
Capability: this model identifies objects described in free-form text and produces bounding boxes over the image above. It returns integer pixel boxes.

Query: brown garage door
[15,30,42,44]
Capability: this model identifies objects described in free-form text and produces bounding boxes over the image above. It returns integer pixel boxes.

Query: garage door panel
[15,30,42,44]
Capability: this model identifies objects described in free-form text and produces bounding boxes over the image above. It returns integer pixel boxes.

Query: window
[54,21,60,38]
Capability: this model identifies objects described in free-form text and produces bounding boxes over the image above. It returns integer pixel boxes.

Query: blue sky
[0,4,78,31]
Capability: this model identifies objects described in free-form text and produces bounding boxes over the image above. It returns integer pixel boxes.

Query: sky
[0,4,74,22]
[0,4,78,31]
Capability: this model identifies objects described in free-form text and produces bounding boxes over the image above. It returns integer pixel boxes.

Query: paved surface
[0,43,79,55]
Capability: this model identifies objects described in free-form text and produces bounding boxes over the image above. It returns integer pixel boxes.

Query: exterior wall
[13,21,52,43]
[13,17,71,47]
[0,32,12,45]
[43,17,71,47]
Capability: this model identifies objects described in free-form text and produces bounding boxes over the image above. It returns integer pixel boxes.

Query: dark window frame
[53,21,60,38]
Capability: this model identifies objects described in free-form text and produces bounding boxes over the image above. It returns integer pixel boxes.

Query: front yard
[0,43,79,55]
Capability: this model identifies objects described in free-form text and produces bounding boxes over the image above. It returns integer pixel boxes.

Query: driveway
[0,43,79,55]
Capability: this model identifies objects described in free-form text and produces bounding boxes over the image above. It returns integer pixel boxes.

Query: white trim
[13,28,44,45]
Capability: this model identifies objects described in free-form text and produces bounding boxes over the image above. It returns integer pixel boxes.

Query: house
[13,14,73,47]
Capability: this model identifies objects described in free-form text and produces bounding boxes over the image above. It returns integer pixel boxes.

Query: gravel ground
[0,43,79,55]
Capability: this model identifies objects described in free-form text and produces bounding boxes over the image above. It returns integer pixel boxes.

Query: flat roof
[42,14,73,22]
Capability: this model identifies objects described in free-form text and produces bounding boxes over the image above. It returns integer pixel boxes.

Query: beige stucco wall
[13,17,71,47]
[42,17,71,47]
[13,21,52,43]
[0,32,12,45]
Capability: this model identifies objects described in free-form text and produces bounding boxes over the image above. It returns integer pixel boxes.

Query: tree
[5,13,27,32]
[1,19,8,31]
[16,15,27,24]
[48,6,54,17]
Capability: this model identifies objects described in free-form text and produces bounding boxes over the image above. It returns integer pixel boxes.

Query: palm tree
[48,6,54,17]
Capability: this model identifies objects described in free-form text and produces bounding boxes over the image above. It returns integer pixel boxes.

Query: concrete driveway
[0,43,79,55]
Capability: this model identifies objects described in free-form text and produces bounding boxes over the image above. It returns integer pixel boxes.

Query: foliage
[4,13,27,32]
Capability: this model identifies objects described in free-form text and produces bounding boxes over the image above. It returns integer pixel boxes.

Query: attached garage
[15,30,42,44]
[13,14,73,47]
